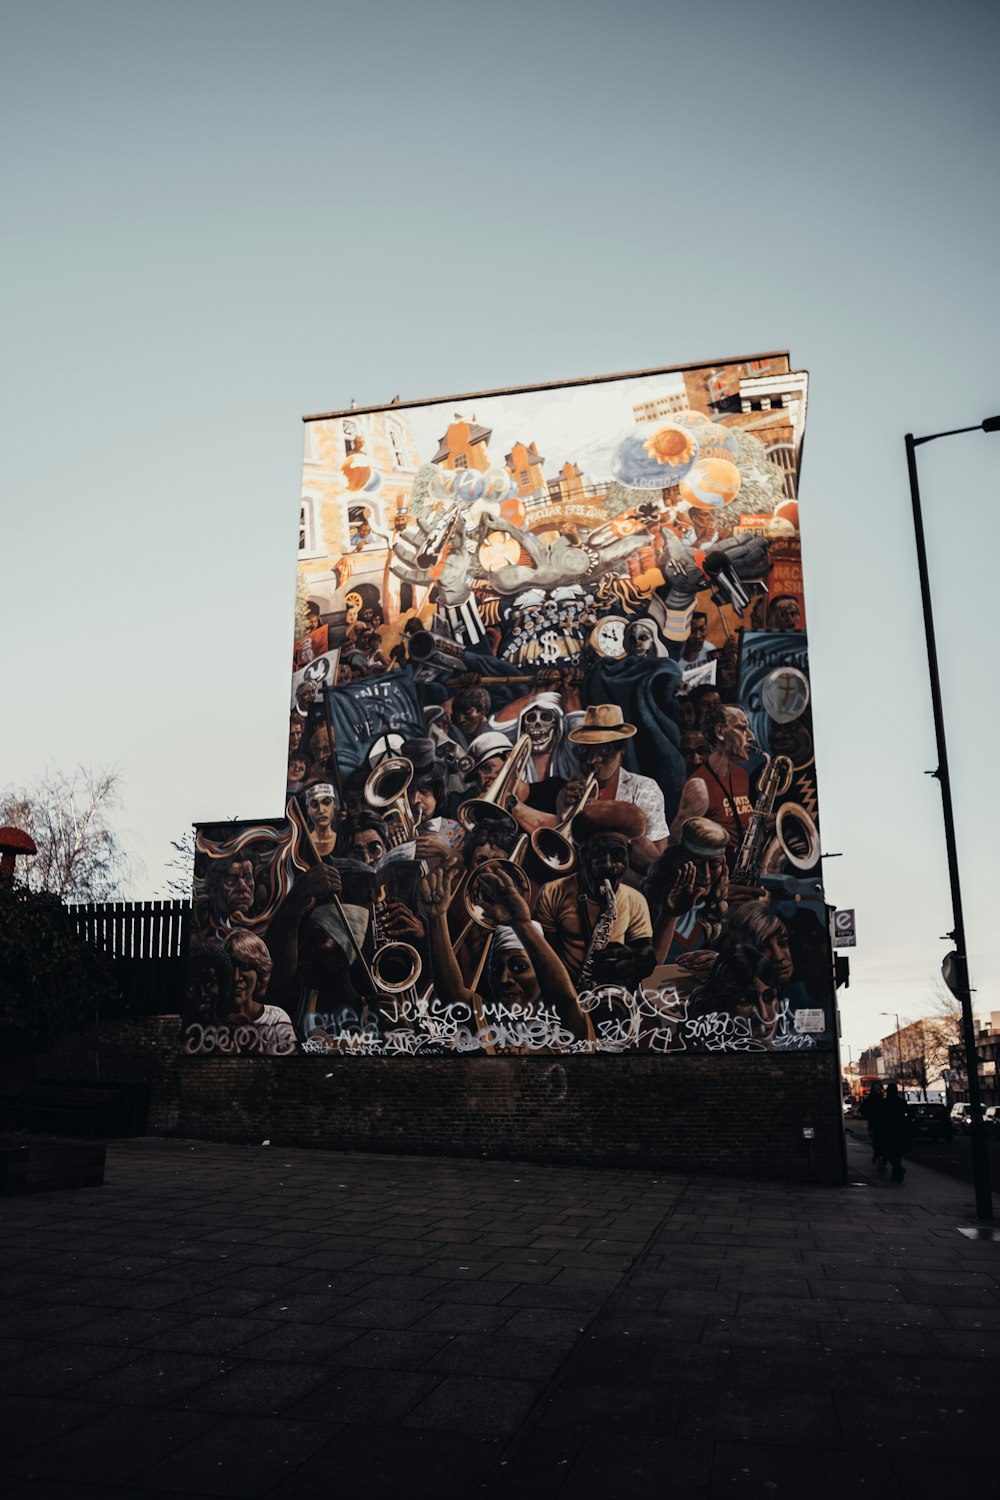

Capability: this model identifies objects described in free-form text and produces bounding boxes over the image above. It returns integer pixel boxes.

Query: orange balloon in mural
[342,446,372,492]
[678,456,742,509]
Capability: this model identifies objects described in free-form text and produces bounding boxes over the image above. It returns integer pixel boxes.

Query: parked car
[950,1103,987,1131]
[909,1103,953,1143]
[984,1106,1000,1131]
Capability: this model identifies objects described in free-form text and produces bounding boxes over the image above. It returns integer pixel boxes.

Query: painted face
[576,742,625,785]
[310,726,333,760]
[230,966,259,1017]
[581,835,629,894]
[771,598,802,630]
[489,948,540,1010]
[410,784,438,820]
[737,978,780,1038]
[471,837,508,868]
[680,732,708,774]
[674,699,697,733]
[721,712,755,763]
[288,719,303,751]
[689,508,717,543]
[689,616,707,645]
[454,703,486,738]
[298,924,345,990]
[351,829,386,866]
[308,795,336,830]
[473,756,506,793]
[218,860,254,917]
[522,707,558,754]
[287,757,307,784]
[764,928,794,984]
[624,621,657,658]
[186,966,221,1020]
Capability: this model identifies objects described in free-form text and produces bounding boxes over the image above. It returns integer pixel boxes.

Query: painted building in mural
[182,353,832,1060]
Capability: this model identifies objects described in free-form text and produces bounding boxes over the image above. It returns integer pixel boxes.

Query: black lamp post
[905,416,1000,1221]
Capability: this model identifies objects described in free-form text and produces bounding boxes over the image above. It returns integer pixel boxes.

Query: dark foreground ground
[1,1130,998,1499]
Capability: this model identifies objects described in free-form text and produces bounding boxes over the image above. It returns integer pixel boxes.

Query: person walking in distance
[878,1082,912,1183]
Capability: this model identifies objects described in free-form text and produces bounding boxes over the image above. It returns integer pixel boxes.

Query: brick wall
[18,1018,846,1184]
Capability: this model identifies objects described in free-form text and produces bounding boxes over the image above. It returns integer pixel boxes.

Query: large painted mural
[182,354,834,1057]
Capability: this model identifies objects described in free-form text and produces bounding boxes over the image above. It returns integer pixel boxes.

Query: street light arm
[909,417,1000,446]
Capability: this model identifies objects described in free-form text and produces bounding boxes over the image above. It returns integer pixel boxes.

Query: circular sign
[762,666,810,723]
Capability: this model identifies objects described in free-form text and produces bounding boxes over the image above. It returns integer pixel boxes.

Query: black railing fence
[67,899,190,1016]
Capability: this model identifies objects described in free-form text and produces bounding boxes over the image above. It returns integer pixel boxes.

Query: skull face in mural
[623,619,660,659]
[522,705,559,756]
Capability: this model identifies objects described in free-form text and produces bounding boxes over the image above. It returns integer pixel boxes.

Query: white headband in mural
[304,783,336,804]
[490,921,543,956]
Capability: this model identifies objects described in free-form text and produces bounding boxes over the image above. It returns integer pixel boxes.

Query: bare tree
[0,765,134,901]
[892,985,965,1098]
[156,830,196,900]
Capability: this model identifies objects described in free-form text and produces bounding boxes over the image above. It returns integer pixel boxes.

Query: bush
[0,883,119,1045]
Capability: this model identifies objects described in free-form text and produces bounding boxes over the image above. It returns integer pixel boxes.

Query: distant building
[547,461,585,506]
[948,1010,1000,1107]
[633,391,687,424]
[432,416,493,472]
[505,440,547,500]
[299,409,421,619]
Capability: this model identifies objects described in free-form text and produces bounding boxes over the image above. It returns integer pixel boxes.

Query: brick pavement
[0,1130,997,1498]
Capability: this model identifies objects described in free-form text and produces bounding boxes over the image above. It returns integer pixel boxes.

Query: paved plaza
[0,1130,997,1498]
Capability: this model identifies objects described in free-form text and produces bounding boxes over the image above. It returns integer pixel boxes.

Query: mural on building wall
[181,354,835,1057]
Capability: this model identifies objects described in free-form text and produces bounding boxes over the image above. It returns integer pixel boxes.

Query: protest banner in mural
[182,353,835,1057]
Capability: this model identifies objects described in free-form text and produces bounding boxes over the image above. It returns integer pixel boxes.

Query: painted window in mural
[182,354,832,1058]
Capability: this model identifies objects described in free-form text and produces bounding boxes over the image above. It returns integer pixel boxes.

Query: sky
[2,0,998,1067]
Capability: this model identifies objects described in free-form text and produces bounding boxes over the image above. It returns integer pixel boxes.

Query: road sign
[832,909,856,948]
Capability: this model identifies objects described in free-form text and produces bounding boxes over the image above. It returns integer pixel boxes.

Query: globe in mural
[762,666,810,724]
[692,422,741,463]
[678,456,742,509]
[429,466,457,501]
[482,466,515,502]
[610,422,699,489]
[453,469,486,503]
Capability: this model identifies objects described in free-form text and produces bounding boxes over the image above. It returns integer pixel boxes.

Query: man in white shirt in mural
[520,704,669,875]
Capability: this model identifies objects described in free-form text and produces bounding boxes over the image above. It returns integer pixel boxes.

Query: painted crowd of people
[183,537,830,1056]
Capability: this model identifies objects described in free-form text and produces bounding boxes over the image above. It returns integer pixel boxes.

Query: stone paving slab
[0,1131,997,1496]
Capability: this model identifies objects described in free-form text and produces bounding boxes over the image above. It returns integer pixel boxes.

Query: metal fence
[67,899,190,1016]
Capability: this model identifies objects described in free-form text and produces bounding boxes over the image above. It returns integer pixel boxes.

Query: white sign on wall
[832,909,856,948]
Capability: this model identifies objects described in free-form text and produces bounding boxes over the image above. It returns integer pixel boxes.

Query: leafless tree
[156,830,196,900]
[0,765,135,901]
[891,984,965,1097]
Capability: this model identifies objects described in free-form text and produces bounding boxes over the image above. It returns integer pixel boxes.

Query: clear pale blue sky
[3,0,998,1063]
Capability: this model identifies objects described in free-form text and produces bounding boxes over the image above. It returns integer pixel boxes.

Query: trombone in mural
[182,353,835,1057]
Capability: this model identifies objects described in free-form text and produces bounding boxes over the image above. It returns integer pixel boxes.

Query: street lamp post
[905,415,1000,1221]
